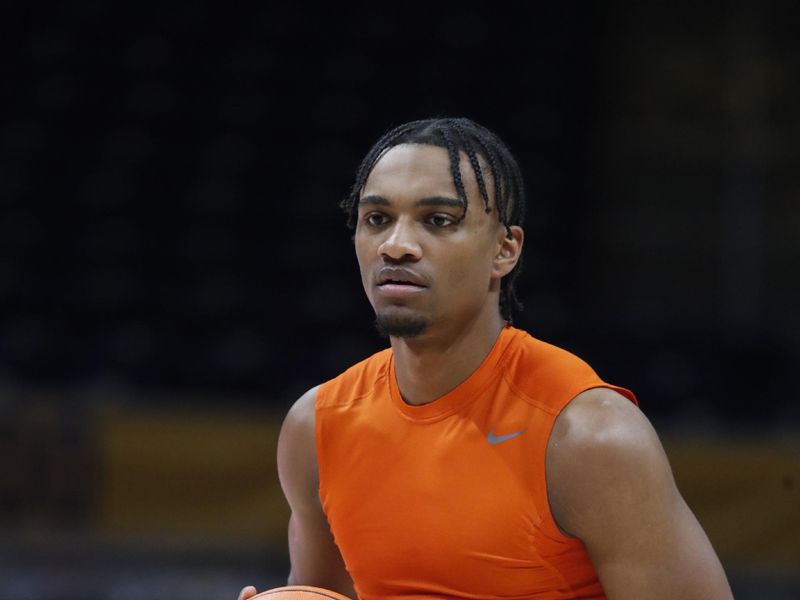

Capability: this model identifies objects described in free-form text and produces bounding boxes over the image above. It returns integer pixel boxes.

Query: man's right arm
[279,387,356,595]
[240,386,356,600]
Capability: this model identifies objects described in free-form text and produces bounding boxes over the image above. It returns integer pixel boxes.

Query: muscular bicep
[277,387,355,598]
[547,388,733,600]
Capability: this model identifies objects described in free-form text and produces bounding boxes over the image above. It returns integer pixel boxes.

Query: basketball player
[239,118,733,599]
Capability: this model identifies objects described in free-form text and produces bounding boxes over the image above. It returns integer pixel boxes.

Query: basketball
[251,586,351,600]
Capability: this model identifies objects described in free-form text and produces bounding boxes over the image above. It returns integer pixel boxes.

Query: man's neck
[390,310,506,406]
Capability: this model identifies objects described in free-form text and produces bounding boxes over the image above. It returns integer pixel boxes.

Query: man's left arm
[546,387,733,600]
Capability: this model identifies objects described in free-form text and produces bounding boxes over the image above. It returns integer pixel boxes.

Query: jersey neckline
[387,325,523,422]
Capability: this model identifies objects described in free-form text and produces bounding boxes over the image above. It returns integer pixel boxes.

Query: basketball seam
[261,590,345,600]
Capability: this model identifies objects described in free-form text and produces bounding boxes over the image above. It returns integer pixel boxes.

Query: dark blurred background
[1,2,798,599]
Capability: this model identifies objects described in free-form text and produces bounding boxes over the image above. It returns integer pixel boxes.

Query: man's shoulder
[315,346,393,409]
[503,328,602,400]
[506,328,597,375]
[547,388,660,520]
[499,328,637,417]
[551,387,649,451]
[546,387,673,532]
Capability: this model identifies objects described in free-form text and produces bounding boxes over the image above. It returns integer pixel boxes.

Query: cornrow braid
[340,117,527,323]
[450,119,491,215]
[470,133,505,219]
[436,125,468,221]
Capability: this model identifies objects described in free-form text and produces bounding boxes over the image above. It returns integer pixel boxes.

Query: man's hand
[238,586,258,600]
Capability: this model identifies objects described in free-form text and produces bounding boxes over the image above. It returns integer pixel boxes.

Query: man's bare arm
[239,387,355,600]
[546,387,733,600]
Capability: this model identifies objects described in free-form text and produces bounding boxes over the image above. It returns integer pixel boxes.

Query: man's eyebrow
[358,195,390,206]
[358,195,465,209]
[415,196,465,209]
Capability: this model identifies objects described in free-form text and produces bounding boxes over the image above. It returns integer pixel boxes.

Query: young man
[240,118,732,599]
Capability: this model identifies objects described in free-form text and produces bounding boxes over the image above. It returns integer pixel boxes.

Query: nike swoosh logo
[487,429,526,445]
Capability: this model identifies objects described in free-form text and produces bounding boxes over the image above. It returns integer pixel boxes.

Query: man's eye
[364,213,388,226]
[429,214,455,228]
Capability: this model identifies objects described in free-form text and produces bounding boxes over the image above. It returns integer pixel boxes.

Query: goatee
[374,313,428,338]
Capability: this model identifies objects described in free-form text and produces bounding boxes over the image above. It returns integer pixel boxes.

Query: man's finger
[238,585,257,600]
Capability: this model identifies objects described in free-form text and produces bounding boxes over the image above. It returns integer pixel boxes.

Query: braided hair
[340,117,527,323]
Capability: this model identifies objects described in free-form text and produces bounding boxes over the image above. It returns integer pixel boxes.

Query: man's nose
[378,219,422,261]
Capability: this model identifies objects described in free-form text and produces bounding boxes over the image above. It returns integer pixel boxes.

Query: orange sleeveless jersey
[316,326,637,599]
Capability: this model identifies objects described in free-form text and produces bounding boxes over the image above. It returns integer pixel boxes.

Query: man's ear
[492,225,524,278]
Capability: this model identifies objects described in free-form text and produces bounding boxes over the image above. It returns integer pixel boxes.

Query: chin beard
[374,312,429,338]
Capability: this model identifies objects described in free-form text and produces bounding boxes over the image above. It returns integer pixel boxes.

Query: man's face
[355,143,516,338]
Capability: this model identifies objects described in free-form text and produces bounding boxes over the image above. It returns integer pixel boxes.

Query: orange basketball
[252,586,351,600]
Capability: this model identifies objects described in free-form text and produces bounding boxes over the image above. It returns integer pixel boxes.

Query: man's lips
[376,267,427,287]
[375,267,428,297]
[376,282,426,297]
